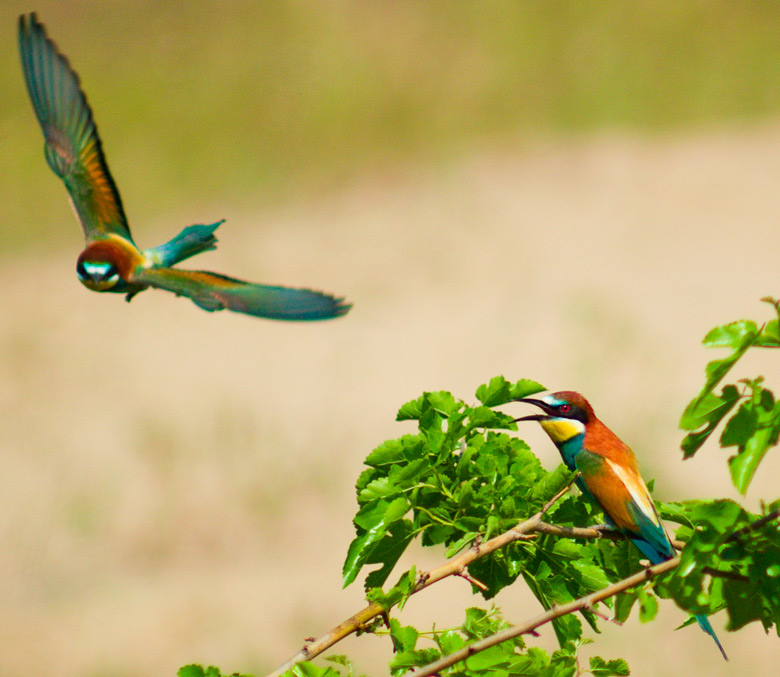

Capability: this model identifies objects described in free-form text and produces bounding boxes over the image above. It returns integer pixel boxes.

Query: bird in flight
[18,13,350,321]
[513,390,728,660]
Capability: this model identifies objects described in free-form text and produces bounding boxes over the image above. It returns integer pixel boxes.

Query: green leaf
[725,390,780,494]
[637,588,659,623]
[720,399,758,447]
[396,396,425,421]
[613,591,638,624]
[178,667,206,677]
[353,496,409,531]
[589,656,631,676]
[680,386,740,458]
[388,618,418,652]
[357,477,396,502]
[178,666,253,677]
[388,648,440,675]
[509,378,547,400]
[680,319,759,458]
[364,520,415,589]
[465,644,511,670]
[343,497,410,587]
[476,376,545,407]
[657,501,695,529]
[476,376,513,407]
[290,663,343,677]
[365,438,406,467]
[435,629,466,655]
[702,320,759,348]
[445,531,478,558]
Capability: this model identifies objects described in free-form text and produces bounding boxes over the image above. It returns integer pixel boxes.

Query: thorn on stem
[584,602,622,625]
[457,569,488,592]
[417,571,431,587]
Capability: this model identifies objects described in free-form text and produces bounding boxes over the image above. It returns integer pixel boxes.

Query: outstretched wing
[132,267,351,321]
[18,13,131,242]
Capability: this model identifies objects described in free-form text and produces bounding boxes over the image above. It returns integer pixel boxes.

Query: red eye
[559,404,571,413]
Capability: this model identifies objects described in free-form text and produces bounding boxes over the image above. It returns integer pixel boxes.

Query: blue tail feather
[695,613,728,661]
[145,220,224,267]
[626,534,727,660]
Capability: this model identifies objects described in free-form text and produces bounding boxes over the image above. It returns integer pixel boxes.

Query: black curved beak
[511,397,552,423]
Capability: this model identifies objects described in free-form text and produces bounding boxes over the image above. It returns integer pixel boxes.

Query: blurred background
[2,2,779,675]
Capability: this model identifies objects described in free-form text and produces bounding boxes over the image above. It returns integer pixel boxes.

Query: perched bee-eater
[18,13,350,321]
[513,390,727,660]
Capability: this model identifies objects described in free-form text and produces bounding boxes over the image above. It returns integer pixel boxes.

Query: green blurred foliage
[8,1,780,253]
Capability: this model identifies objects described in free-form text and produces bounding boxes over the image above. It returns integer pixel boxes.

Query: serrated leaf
[357,477,396,502]
[445,531,477,558]
[702,320,759,348]
[388,618,419,652]
[291,663,342,677]
[389,648,441,674]
[509,378,546,400]
[436,628,466,654]
[365,438,406,466]
[476,376,513,407]
[589,656,631,676]
[465,644,510,670]
[657,501,695,528]
[467,405,507,429]
[396,396,424,421]
[178,667,206,677]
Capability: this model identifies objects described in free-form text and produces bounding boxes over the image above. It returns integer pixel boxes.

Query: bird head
[76,251,121,291]
[512,391,594,444]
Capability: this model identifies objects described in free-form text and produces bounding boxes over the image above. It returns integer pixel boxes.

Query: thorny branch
[266,486,774,676]
[265,475,579,677]
[407,557,680,677]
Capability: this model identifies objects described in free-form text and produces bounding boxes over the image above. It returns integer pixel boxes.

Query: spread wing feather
[18,13,131,242]
[132,267,351,321]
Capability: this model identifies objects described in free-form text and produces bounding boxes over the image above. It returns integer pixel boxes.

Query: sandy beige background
[3,3,780,677]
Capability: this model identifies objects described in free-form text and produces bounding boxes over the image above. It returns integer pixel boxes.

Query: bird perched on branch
[18,13,350,321]
[512,390,727,660]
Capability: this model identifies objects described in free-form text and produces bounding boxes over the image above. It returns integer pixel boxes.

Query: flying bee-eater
[18,13,350,321]
[513,390,727,660]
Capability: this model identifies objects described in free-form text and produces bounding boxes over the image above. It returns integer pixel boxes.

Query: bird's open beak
[511,397,551,423]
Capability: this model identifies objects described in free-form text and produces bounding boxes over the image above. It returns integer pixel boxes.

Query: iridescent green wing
[18,13,132,243]
[132,267,351,321]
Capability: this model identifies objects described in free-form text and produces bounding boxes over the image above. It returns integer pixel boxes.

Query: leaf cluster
[343,377,658,656]
[680,298,780,492]
[384,607,628,677]
[343,377,555,594]
[658,498,780,635]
